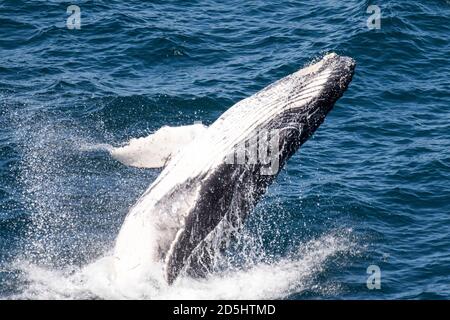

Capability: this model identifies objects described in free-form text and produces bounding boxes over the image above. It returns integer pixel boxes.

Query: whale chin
[111,53,356,285]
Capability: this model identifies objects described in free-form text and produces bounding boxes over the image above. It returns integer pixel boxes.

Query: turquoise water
[0,1,449,299]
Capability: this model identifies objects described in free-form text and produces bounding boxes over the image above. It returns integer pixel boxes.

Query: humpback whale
[111,53,355,285]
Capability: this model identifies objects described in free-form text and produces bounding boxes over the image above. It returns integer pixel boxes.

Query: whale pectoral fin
[110,123,208,168]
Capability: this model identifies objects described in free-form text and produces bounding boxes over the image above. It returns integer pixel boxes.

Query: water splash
[11,231,354,300]
[3,102,358,300]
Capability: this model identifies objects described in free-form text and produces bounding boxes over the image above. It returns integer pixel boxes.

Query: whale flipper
[110,123,207,168]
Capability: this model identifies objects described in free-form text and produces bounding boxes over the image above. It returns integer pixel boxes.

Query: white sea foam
[3,53,356,300]
[10,232,353,300]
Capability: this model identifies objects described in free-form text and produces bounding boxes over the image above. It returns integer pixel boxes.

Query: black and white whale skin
[112,53,355,285]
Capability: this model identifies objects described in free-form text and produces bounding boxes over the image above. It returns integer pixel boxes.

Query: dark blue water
[1,0,449,299]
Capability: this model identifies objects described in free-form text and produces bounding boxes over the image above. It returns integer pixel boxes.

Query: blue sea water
[0,0,449,299]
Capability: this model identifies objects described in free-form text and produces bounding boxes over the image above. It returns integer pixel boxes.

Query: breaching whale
[111,53,355,285]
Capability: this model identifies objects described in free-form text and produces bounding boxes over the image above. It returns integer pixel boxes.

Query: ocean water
[0,0,449,299]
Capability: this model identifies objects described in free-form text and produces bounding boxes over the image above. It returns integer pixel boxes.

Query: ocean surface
[0,0,449,299]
